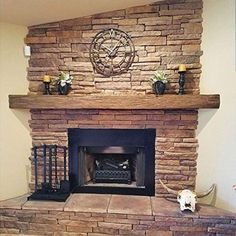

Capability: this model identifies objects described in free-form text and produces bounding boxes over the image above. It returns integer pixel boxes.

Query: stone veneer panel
[29,109,198,197]
[25,0,203,197]
[26,0,203,95]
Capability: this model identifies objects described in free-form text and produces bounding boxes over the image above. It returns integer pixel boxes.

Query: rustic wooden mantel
[9,94,220,110]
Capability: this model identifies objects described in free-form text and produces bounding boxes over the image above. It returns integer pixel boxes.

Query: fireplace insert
[68,128,155,196]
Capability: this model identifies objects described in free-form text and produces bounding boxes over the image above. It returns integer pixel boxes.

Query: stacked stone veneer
[30,109,198,196]
[1,208,236,235]
[26,0,203,196]
[1,197,236,236]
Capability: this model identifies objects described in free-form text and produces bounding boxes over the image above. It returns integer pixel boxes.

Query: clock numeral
[109,29,116,38]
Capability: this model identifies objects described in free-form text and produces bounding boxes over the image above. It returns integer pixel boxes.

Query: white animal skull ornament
[159,179,216,212]
[177,189,197,212]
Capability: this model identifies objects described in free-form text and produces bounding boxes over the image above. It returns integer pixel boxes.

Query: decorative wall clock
[89,28,135,76]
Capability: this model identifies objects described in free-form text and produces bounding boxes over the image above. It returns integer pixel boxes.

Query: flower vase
[154,81,166,95]
[58,83,70,95]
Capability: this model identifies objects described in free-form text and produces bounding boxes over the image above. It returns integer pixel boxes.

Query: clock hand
[111,41,122,53]
[100,44,112,53]
[108,41,122,57]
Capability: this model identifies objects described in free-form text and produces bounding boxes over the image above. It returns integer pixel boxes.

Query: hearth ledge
[0,194,235,218]
[1,194,235,235]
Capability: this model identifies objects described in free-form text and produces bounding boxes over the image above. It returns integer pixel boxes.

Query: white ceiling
[0,0,157,26]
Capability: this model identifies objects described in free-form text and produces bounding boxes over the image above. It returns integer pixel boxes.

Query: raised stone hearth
[0,194,236,235]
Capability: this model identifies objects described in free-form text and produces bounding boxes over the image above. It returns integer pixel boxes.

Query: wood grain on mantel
[9,94,220,110]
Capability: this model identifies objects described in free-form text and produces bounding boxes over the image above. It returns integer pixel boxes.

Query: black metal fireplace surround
[68,128,156,196]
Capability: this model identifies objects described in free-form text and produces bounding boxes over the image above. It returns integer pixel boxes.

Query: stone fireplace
[68,128,155,195]
[21,0,206,198]
[3,1,233,235]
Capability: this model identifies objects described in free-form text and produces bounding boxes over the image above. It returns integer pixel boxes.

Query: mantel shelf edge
[8,94,220,110]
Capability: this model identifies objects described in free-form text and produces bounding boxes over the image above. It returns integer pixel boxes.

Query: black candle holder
[178,71,186,95]
[43,81,51,95]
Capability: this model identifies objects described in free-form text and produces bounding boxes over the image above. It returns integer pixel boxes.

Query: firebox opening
[68,128,156,196]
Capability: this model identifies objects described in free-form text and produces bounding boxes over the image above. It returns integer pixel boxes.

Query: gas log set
[93,155,132,184]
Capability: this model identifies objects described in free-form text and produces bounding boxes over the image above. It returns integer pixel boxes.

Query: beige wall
[0,22,31,200]
[197,0,236,212]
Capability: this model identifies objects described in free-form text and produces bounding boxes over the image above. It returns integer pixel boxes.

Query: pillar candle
[43,75,51,82]
[179,64,186,72]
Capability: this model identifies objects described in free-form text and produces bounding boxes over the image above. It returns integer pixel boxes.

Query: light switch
[24,45,31,57]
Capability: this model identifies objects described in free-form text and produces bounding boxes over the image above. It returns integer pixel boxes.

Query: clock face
[89,28,135,76]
